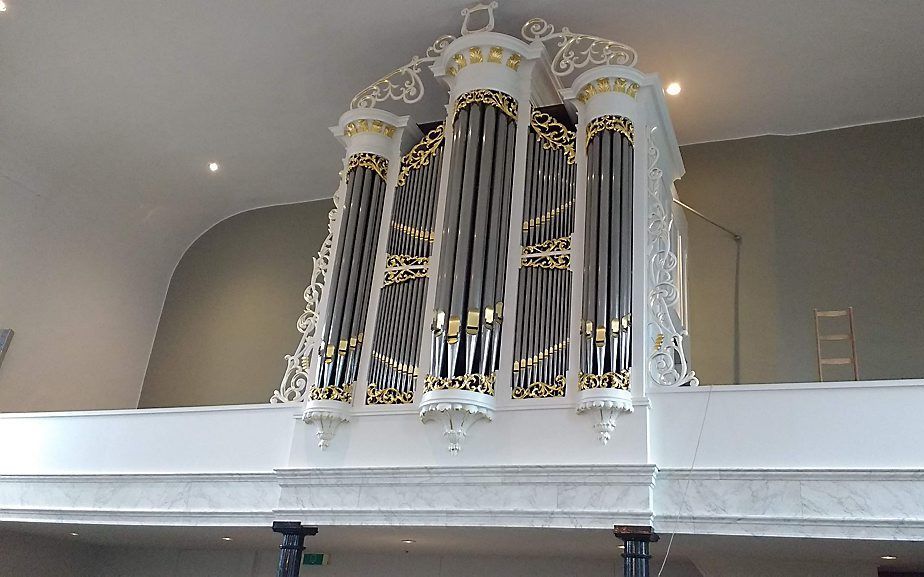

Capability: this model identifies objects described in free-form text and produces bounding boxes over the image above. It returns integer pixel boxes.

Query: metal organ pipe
[428,94,518,396]
[315,156,388,402]
[512,110,576,399]
[579,117,635,391]
[366,127,444,405]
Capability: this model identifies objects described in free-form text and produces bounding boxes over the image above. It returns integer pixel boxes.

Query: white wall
[650,380,924,468]
[0,403,299,474]
[0,157,176,412]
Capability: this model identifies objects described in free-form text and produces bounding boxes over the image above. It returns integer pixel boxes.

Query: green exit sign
[302,553,329,566]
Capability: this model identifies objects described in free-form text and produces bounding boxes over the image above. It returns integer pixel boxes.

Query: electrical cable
[656,383,714,576]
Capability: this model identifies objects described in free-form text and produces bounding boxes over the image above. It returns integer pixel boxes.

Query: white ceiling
[1,0,922,261]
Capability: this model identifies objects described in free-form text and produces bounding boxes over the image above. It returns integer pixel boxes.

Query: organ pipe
[427,94,517,396]
[512,109,576,399]
[315,155,388,402]
[579,118,635,391]
[366,127,444,405]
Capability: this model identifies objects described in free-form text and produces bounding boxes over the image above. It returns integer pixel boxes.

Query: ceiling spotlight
[665,82,682,96]
[69,532,79,537]
[881,555,897,560]
[0,2,8,12]
[618,545,625,550]
[401,539,416,544]
[208,162,220,172]
[221,537,233,541]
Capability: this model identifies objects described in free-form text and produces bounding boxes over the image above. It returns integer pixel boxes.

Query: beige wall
[136,118,924,407]
[681,117,924,384]
[138,201,332,408]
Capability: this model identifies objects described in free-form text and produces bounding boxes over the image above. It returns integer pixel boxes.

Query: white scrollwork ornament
[460,1,497,35]
[521,18,638,77]
[646,129,697,388]
[350,35,455,109]
[270,183,345,403]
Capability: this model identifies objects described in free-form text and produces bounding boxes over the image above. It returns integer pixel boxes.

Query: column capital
[614,525,660,543]
[272,521,319,537]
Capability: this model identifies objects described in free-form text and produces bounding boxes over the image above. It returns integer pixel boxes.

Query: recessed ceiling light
[0,2,8,12]
[401,539,416,544]
[881,555,897,560]
[666,82,682,96]
[69,532,79,536]
[221,537,233,541]
[208,162,220,172]
[618,545,625,550]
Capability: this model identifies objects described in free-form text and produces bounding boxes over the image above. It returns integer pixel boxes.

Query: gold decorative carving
[365,385,414,405]
[397,125,445,187]
[447,47,521,76]
[452,89,518,125]
[522,236,571,255]
[344,119,397,139]
[521,236,572,270]
[531,110,576,164]
[654,333,664,351]
[453,53,467,70]
[579,371,630,391]
[347,152,389,180]
[385,253,429,268]
[576,77,640,104]
[521,254,570,270]
[585,115,635,148]
[383,254,430,287]
[513,375,566,399]
[308,383,354,403]
[425,373,496,396]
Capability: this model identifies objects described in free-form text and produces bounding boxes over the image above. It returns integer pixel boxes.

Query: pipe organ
[273,2,697,452]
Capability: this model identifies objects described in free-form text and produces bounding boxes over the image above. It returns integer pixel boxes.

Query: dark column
[273,521,318,577]
[614,525,659,577]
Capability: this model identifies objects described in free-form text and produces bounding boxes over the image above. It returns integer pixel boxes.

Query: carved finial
[461,1,498,35]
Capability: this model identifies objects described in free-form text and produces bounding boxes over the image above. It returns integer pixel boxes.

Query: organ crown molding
[332,109,418,158]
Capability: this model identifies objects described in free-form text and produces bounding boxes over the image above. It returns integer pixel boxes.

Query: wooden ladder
[813,307,859,381]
